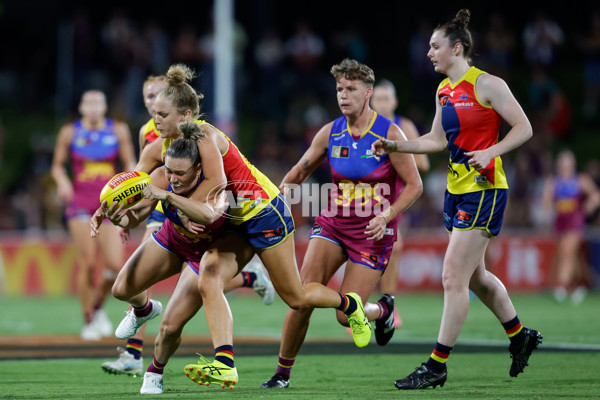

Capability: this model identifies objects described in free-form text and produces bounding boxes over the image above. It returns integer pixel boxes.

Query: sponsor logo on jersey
[332,146,349,158]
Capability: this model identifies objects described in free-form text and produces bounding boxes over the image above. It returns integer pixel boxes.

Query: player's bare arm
[365,125,423,240]
[51,124,76,203]
[114,121,136,171]
[465,74,532,170]
[135,138,163,174]
[372,94,447,156]
[280,122,331,189]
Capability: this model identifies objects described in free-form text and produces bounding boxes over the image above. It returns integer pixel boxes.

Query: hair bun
[454,9,471,28]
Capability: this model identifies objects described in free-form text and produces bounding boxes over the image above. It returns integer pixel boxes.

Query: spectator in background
[527,65,571,148]
[329,24,369,64]
[522,10,565,68]
[51,90,136,340]
[100,8,147,119]
[253,27,285,118]
[197,15,248,121]
[171,24,203,96]
[482,11,516,80]
[577,10,600,120]
[71,8,97,105]
[285,20,326,96]
[140,20,170,77]
[541,149,600,304]
[408,18,440,106]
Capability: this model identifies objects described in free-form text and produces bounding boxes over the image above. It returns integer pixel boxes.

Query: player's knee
[158,318,183,342]
[111,279,129,301]
[441,268,465,292]
[200,250,221,278]
[280,294,310,310]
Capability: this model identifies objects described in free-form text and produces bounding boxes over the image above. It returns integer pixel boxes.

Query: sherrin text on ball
[99,171,151,209]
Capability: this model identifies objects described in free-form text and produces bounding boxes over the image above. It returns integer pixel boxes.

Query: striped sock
[337,293,357,315]
[146,356,166,374]
[133,299,152,317]
[376,299,389,320]
[275,356,295,379]
[426,342,452,373]
[126,338,143,360]
[502,316,524,344]
[241,271,257,287]
[215,345,235,368]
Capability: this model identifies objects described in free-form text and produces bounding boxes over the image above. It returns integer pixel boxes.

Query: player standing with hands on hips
[372,9,542,389]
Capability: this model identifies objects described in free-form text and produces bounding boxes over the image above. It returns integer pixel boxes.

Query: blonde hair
[143,74,166,87]
[160,64,203,118]
[330,58,375,87]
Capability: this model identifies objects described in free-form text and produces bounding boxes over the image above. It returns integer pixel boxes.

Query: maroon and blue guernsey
[152,182,226,274]
[68,119,119,218]
[311,112,404,270]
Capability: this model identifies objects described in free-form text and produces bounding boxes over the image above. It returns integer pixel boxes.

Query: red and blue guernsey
[312,112,404,270]
[438,66,508,194]
[69,119,119,216]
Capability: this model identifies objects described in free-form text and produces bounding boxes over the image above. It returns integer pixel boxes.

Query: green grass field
[1,292,599,399]
[1,353,599,399]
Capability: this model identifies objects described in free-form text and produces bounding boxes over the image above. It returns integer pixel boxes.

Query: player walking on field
[372,9,542,389]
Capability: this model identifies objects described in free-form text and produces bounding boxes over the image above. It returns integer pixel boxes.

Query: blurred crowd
[0,6,599,238]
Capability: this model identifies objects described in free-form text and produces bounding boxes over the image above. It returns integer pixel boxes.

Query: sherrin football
[99,171,151,209]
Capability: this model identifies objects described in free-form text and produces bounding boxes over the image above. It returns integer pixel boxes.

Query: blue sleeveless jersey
[323,112,404,238]
[69,118,119,212]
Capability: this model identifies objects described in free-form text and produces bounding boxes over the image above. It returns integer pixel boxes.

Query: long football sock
[426,342,452,373]
[337,293,358,315]
[502,315,525,346]
[147,356,166,375]
[126,338,143,360]
[275,356,295,379]
[215,345,235,368]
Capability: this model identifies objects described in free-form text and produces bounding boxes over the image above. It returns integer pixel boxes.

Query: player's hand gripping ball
[99,171,151,209]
